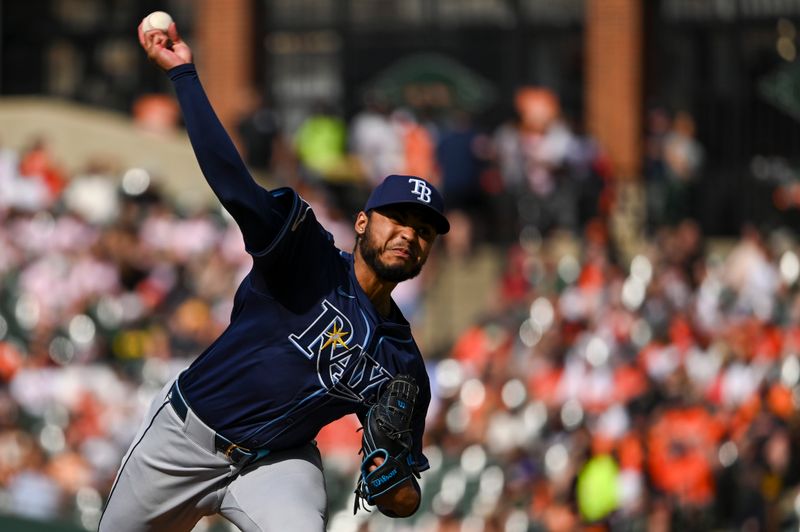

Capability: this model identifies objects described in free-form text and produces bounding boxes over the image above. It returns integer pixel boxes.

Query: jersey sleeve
[248,187,331,264]
[241,186,338,299]
[168,64,285,254]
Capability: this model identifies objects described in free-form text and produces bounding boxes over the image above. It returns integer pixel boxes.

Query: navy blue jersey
[168,64,431,470]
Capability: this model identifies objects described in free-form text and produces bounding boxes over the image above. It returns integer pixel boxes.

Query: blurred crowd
[0,85,798,532]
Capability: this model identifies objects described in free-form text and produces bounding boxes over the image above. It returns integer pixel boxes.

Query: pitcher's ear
[355,211,369,234]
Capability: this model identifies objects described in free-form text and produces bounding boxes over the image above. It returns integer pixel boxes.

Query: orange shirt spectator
[402,123,436,182]
[19,139,67,201]
[647,405,724,506]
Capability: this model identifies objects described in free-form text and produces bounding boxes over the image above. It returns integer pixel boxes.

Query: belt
[168,381,264,466]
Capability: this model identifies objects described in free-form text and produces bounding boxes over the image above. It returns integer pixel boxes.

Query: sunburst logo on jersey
[321,322,349,351]
[288,299,392,402]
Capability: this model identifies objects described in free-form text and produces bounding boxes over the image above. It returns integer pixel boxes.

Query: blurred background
[2,0,800,531]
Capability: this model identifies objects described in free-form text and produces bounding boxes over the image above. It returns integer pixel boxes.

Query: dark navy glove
[353,374,420,515]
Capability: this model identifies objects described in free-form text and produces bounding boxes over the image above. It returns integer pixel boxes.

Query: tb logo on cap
[408,178,432,203]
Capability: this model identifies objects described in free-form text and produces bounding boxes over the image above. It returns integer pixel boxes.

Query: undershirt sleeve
[168,63,286,253]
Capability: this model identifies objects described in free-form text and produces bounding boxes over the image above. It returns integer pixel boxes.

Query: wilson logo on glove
[371,469,399,488]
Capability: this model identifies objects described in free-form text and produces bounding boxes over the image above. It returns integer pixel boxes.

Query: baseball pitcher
[98,16,449,532]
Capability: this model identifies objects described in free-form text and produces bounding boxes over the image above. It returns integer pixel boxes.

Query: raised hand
[137,19,192,71]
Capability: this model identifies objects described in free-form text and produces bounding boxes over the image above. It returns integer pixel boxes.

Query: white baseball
[142,11,173,32]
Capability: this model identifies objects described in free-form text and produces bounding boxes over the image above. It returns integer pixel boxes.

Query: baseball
[142,11,173,32]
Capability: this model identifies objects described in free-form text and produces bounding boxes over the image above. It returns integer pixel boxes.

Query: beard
[358,225,425,283]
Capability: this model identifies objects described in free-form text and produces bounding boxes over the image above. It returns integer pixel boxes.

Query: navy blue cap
[364,174,449,234]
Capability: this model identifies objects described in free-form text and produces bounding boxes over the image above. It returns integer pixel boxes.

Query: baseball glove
[353,374,420,515]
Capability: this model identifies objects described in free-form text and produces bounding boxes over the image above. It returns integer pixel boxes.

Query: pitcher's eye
[416,225,435,240]
[379,208,405,224]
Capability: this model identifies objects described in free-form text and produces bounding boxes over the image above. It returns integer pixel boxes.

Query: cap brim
[370,201,450,234]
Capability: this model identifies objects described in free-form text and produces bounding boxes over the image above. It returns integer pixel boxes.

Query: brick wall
[195,0,255,144]
[585,0,642,179]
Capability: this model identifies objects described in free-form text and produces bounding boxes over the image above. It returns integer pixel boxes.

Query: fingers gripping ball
[142,11,173,32]
[354,375,420,515]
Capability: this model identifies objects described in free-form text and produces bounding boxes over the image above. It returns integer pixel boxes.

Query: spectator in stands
[349,90,402,187]
[495,88,578,236]
[18,137,67,205]
[237,93,281,175]
[663,110,704,224]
